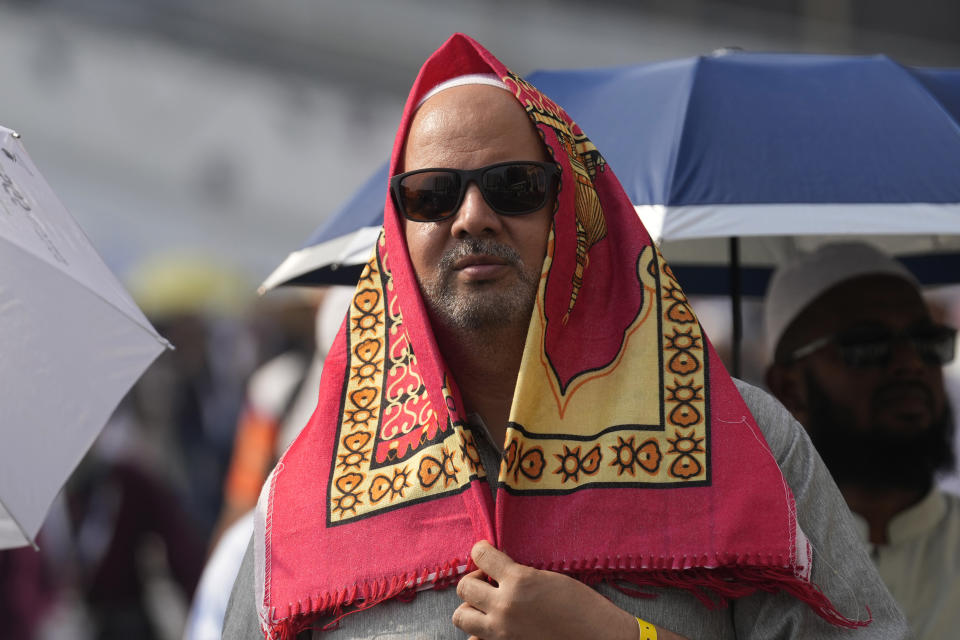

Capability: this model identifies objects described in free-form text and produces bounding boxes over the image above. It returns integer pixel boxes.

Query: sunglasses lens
[836,325,957,367]
[833,325,889,367]
[394,162,554,221]
[398,171,461,221]
[481,164,550,214]
[912,326,957,365]
[837,341,890,367]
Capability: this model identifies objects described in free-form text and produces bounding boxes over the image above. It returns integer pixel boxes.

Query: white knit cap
[762,242,918,358]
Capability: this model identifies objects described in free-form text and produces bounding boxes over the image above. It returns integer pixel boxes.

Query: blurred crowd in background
[3,0,960,639]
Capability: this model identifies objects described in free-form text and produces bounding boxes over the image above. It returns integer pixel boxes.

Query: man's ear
[765,363,809,424]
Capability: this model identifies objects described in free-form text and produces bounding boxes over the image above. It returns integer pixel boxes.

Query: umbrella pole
[729,237,742,378]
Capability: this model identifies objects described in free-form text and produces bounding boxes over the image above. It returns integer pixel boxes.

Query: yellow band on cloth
[637,617,658,640]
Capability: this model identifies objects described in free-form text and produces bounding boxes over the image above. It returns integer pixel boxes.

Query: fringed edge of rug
[262,562,871,638]
[588,565,872,630]
[262,557,466,639]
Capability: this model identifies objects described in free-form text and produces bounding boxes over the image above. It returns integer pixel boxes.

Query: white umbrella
[0,126,170,550]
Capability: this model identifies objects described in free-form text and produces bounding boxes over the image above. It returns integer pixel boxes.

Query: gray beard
[420,237,539,333]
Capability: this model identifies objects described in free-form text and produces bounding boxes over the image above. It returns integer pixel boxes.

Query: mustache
[437,238,523,271]
[871,380,935,407]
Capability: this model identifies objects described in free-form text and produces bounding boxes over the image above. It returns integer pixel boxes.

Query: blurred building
[3,0,959,284]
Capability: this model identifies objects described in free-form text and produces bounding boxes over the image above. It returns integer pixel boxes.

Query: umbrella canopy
[261,51,960,295]
[0,126,170,549]
[527,52,960,294]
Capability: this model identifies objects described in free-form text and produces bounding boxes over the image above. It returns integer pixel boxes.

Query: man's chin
[423,269,538,331]
[426,289,530,332]
[817,415,955,491]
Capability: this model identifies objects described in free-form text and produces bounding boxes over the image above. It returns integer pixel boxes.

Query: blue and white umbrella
[528,52,960,296]
[261,52,960,299]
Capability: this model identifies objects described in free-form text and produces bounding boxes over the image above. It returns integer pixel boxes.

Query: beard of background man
[804,371,956,492]
[419,237,541,332]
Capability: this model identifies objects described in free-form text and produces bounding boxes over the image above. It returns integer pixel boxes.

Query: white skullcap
[763,242,918,358]
[417,73,509,108]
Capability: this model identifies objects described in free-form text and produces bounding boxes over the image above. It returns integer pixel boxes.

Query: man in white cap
[764,241,960,640]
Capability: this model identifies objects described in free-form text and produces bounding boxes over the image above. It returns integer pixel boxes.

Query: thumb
[471,540,514,581]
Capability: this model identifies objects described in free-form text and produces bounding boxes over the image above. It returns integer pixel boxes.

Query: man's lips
[875,382,935,420]
[453,254,511,279]
[454,254,508,269]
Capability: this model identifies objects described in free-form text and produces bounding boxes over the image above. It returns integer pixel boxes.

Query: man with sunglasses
[223,36,908,640]
[764,242,959,640]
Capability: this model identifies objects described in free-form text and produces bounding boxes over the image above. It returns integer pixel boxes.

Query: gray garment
[222,380,909,639]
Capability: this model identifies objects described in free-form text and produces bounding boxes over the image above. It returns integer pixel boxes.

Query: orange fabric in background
[223,410,277,509]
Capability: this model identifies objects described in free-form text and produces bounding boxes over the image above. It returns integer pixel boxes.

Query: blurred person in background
[59,406,207,640]
[46,253,334,640]
[211,286,355,545]
[32,252,261,640]
[0,538,60,639]
[125,252,258,541]
[764,242,960,640]
[923,289,960,495]
[184,285,354,640]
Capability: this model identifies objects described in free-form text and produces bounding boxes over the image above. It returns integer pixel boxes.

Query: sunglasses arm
[782,335,832,364]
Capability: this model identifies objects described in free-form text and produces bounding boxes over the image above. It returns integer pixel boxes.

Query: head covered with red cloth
[254,34,863,638]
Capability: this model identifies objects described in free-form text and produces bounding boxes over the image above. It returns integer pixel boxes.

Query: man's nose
[450,183,503,238]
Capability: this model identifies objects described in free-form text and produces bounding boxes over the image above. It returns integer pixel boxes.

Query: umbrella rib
[661,57,703,210]
[896,60,960,139]
[0,495,39,550]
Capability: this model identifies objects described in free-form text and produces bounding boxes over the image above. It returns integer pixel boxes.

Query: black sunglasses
[390,161,559,222]
[785,322,957,368]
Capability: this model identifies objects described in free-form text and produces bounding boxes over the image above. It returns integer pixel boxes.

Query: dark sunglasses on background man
[784,322,957,368]
[391,161,559,222]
